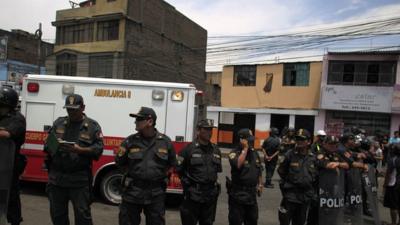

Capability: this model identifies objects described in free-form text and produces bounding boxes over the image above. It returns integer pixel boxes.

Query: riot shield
[0,139,15,225]
[361,165,381,225]
[344,168,364,225]
[319,167,345,225]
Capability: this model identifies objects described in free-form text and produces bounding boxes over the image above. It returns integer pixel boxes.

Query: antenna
[69,0,79,8]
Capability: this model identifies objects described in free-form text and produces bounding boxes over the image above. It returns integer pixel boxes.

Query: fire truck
[19,74,198,204]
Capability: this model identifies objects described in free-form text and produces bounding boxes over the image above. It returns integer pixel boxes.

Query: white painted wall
[314,110,326,135]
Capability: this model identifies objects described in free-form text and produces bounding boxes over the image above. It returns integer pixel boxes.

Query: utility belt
[231,183,256,192]
[124,177,166,189]
[191,182,219,191]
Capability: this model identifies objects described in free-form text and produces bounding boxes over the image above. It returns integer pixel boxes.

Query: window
[56,23,94,44]
[89,55,113,78]
[233,65,256,86]
[56,53,77,76]
[283,63,310,86]
[97,20,119,41]
[326,110,390,136]
[327,61,396,86]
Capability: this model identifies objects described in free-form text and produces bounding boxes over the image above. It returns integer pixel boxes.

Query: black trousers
[7,173,22,225]
[228,197,258,225]
[264,160,277,185]
[119,195,165,225]
[180,198,217,225]
[47,184,93,225]
[306,199,318,225]
[279,199,309,225]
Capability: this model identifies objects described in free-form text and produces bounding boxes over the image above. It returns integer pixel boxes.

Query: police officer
[227,128,263,225]
[309,136,349,225]
[311,130,326,154]
[261,127,280,188]
[177,119,222,225]
[0,87,26,225]
[116,107,176,225]
[280,127,296,155]
[44,94,104,225]
[277,129,317,225]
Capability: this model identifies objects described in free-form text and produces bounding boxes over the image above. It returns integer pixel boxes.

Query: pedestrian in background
[261,127,280,188]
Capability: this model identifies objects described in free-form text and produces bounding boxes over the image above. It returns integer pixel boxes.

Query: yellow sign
[94,89,132,99]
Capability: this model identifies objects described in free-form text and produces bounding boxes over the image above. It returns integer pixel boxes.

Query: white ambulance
[19,74,198,204]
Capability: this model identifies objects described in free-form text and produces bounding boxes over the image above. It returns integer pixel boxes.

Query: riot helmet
[0,86,18,109]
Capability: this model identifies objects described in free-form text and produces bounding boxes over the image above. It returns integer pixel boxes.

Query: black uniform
[278,148,317,225]
[177,141,222,225]
[0,111,26,225]
[115,131,176,225]
[228,147,263,225]
[262,135,280,186]
[44,115,103,225]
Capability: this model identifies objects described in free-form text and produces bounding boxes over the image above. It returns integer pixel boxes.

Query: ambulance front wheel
[100,170,123,205]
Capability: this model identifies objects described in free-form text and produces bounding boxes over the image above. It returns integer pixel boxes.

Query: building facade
[0,29,53,83]
[207,61,322,148]
[316,51,400,138]
[46,0,207,90]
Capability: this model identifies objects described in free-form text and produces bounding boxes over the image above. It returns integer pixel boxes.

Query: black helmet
[270,127,279,136]
[0,86,18,108]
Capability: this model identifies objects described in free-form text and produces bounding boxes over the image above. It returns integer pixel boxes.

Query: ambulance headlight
[171,90,184,102]
[62,84,75,95]
[152,90,165,100]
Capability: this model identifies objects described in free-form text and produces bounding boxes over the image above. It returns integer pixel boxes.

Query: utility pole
[35,23,43,74]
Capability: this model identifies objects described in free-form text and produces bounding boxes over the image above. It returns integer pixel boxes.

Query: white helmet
[316,130,326,136]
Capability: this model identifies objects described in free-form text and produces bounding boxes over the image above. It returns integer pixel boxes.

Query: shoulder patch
[177,155,184,165]
[117,146,126,157]
[229,152,237,159]
[158,148,168,154]
[129,148,141,153]
[192,153,202,158]
[317,154,324,160]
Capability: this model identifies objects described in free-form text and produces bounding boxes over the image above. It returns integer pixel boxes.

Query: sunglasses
[135,117,148,122]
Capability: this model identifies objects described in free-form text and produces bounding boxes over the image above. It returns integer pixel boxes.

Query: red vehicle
[20,75,198,203]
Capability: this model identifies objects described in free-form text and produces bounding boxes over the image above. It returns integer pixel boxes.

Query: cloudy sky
[0,0,399,70]
[0,0,398,40]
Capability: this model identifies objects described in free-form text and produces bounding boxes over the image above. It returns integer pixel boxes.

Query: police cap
[340,132,355,143]
[197,119,216,128]
[238,128,255,141]
[63,94,84,109]
[295,129,311,140]
[129,107,157,121]
[324,135,338,144]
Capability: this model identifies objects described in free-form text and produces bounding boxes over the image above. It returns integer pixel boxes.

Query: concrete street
[19,158,391,225]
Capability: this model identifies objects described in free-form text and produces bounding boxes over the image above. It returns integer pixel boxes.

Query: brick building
[46,0,207,91]
[0,29,53,82]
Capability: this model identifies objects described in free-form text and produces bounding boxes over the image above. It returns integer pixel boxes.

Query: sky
[0,0,399,70]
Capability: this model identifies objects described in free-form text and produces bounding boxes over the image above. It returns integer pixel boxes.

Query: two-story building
[316,51,400,137]
[207,61,322,148]
[46,0,207,90]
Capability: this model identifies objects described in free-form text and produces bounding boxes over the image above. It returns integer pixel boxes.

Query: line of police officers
[1,89,380,225]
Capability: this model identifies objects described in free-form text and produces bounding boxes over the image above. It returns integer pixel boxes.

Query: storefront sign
[320,85,393,113]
